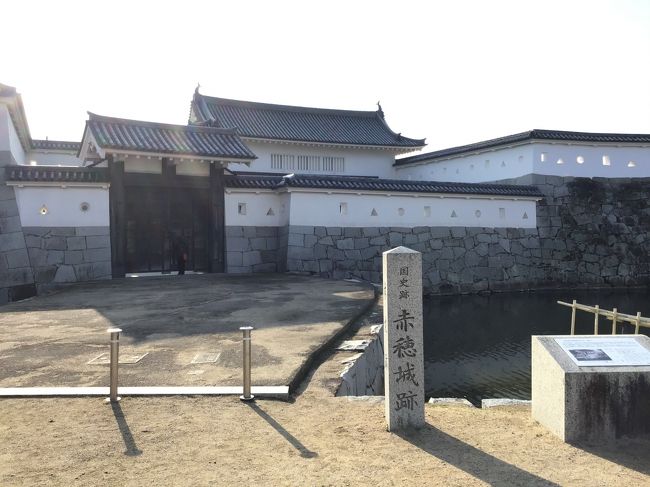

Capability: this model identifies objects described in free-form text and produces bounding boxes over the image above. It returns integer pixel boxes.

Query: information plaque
[555,337,650,367]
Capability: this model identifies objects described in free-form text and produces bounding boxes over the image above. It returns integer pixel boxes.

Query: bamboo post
[635,312,642,335]
[611,308,618,335]
[594,305,599,335]
[570,300,577,335]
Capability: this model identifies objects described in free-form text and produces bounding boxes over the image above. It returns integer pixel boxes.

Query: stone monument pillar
[383,246,425,431]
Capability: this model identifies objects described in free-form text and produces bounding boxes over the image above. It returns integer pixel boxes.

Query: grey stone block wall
[225,226,281,273]
[1,158,36,304]
[22,226,111,291]
[285,176,650,293]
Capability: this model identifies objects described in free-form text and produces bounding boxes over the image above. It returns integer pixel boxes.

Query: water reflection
[423,288,650,405]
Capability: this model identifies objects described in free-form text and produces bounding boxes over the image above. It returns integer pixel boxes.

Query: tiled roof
[5,165,109,183]
[191,92,425,149]
[85,113,256,160]
[396,129,650,166]
[225,173,542,198]
[32,139,81,152]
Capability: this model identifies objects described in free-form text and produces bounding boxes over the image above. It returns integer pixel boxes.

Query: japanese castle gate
[79,114,257,276]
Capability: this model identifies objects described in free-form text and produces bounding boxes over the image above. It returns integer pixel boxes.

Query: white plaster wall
[396,143,650,182]
[0,105,26,165]
[225,190,290,227]
[123,156,162,173]
[287,191,537,228]
[532,144,650,178]
[176,160,210,177]
[227,140,398,178]
[28,150,83,166]
[14,186,109,227]
[395,145,534,183]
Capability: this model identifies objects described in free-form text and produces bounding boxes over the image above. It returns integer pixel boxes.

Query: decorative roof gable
[80,113,257,162]
[191,91,425,150]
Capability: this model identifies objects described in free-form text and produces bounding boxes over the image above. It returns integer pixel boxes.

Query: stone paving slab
[0,274,374,391]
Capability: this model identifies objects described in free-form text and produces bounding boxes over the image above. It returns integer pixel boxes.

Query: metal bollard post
[105,328,122,403]
[239,326,255,402]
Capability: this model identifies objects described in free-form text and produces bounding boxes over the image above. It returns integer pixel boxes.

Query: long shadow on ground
[398,423,560,486]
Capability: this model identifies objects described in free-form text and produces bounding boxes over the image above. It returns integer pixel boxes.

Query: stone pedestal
[532,335,650,442]
[383,246,425,431]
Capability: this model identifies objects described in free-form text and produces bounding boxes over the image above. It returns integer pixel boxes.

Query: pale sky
[2,0,649,151]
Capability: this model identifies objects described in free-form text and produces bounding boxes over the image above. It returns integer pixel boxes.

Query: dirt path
[1,338,649,486]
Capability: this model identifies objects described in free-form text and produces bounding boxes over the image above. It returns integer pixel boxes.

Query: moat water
[423,288,650,405]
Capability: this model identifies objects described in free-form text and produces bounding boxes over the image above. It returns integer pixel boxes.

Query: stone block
[336,238,355,250]
[0,199,19,218]
[24,234,41,249]
[43,236,67,251]
[84,247,111,262]
[369,236,387,246]
[46,250,64,265]
[344,249,362,260]
[354,237,369,249]
[225,226,244,237]
[86,235,110,249]
[0,267,34,287]
[344,227,362,238]
[314,226,327,237]
[450,227,466,238]
[5,248,30,269]
[388,232,403,247]
[318,236,334,246]
[265,238,279,250]
[66,236,86,250]
[304,234,318,247]
[532,335,650,442]
[63,250,83,266]
[260,250,277,263]
[75,226,110,237]
[362,227,380,237]
[0,216,22,234]
[288,246,314,260]
[227,251,243,267]
[326,227,342,236]
[227,237,252,252]
[250,238,267,251]
[287,233,304,247]
[319,259,333,272]
[242,251,262,266]
[302,260,319,273]
[33,266,57,284]
[0,232,26,251]
[53,265,77,283]
[292,225,315,235]
[314,244,328,260]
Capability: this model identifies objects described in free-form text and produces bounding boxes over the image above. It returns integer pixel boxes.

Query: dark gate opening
[125,186,209,273]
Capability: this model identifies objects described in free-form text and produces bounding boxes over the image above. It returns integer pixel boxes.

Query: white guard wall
[227,140,399,178]
[0,105,26,165]
[287,191,537,228]
[531,144,650,178]
[395,146,534,183]
[395,143,650,183]
[225,190,290,226]
[28,150,83,166]
[14,186,109,227]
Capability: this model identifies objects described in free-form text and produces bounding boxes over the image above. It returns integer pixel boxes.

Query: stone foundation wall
[225,226,281,273]
[1,155,36,304]
[22,226,111,290]
[285,176,650,293]
[336,325,384,397]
